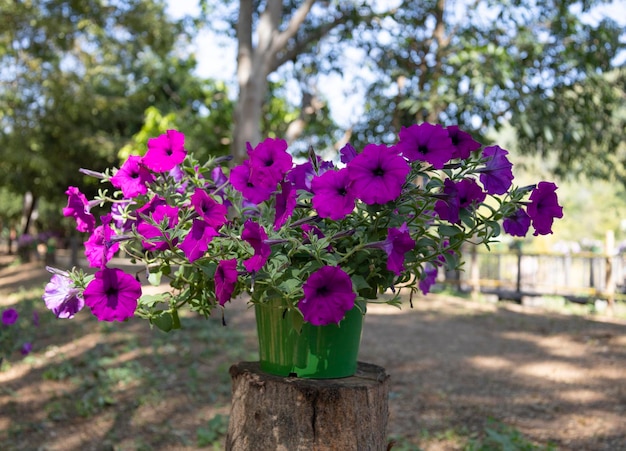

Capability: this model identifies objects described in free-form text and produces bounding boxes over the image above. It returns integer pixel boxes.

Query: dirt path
[1,258,625,450]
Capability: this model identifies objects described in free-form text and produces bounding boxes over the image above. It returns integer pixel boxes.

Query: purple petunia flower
[479,145,514,195]
[215,259,238,306]
[230,161,275,204]
[446,126,481,160]
[247,138,293,189]
[418,264,438,295]
[383,223,416,276]
[190,188,227,229]
[63,186,96,233]
[527,182,563,236]
[340,143,358,164]
[83,268,141,322]
[2,308,18,325]
[397,123,454,169]
[241,220,271,272]
[137,205,180,251]
[287,159,333,192]
[142,130,187,172]
[503,208,531,237]
[434,178,486,224]
[110,155,155,198]
[43,274,85,318]
[297,266,356,326]
[179,219,219,262]
[347,144,410,205]
[274,181,297,230]
[84,215,120,268]
[311,168,356,220]
[21,342,33,355]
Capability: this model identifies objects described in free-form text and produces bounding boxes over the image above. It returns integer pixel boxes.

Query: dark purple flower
[142,130,186,172]
[419,264,438,295]
[479,145,514,195]
[347,144,410,205]
[63,186,96,233]
[136,195,167,219]
[247,138,293,189]
[179,219,218,262]
[215,259,238,306]
[301,224,325,243]
[230,161,275,204]
[43,274,85,318]
[527,182,563,236]
[190,188,227,229]
[84,215,120,268]
[446,126,481,160]
[2,308,18,325]
[110,155,155,198]
[21,342,33,355]
[297,266,356,326]
[274,181,297,230]
[340,143,358,164]
[383,223,415,276]
[242,220,271,272]
[83,268,141,322]
[503,208,531,237]
[286,159,333,192]
[435,178,486,224]
[397,123,454,168]
[137,205,180,251]
[312,168,356,220]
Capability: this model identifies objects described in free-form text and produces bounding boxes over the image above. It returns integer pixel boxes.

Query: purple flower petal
[110,155,155,198]
[83,268,141,322]
[143,130,187,172]
[215,259,238,306]
[297,266,356,326]
[179,219,218,262]
[311,168,356,220]
[274,181,297,230]
[397,123,454,168]
[42,274,85,319]
[383,223,415,276]
[242,220,270,272]
[479,145,514,195]
[2,308,18,325]
[503,208,531,237]
[527,182,563,236]
[63,186,96,233]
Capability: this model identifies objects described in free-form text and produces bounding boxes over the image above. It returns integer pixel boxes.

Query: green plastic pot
[254,299,364,379]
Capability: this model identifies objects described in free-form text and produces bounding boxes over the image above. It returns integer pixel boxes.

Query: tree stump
[226,361,390,451]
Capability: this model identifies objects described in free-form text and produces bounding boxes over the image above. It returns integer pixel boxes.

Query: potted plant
[43,123,563,378]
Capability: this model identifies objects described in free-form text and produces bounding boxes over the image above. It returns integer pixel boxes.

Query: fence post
[605,230,616,312]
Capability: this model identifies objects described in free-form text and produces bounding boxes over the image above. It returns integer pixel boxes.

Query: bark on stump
[226,361,390,451]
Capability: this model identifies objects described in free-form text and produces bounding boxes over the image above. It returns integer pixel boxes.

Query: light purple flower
[43,274,85,318]
[347,144,410,205]
[21,342,33,355]
[274,181,297,230]
[397,123,454,169]
[142,130,186,172]
[110,155,155,198]
[215,259,238,306]
[2,308,18,325]
[242,220,271,272]
[503,208,531,237]
[83,268,141,322]
[63,186,96,233]
[479,145,514,195]
[527,182,563,236]
[311,168,356,220]
[297,266,356,326]
[179,219,218,262]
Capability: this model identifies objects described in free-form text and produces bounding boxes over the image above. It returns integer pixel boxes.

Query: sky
[165,0,626,128]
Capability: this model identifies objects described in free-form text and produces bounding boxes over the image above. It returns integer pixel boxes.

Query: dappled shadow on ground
[1,258,625,450]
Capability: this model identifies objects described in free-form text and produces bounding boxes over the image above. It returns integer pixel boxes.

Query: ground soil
[1,255,625,450]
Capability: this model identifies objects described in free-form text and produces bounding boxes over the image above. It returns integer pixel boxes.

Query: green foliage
[465,421,556,451]
[197,414,229,448]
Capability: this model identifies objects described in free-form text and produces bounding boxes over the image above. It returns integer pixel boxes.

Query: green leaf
[147,271,162,286]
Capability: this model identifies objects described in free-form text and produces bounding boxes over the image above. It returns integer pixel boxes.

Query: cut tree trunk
[226,361,390,451]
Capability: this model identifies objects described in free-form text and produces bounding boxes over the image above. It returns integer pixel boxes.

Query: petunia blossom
[190,188,227,229]
[2,308,18,325]
[347,144,410,205]
[83,268,141,322]
[287,159,333,192]
[274,181,297,230]
[418,264,438,295]
[230,161,275,204]
[503,207,531,237]
[42,274,85,319]
[446,125,481,160]
[241,220,271,272]
[179,219,219,262]
[479,145,514,195]
[215,259,238,306]
[435,178,485,224]
[110,155,155,198]
[311,168,356,220]
[396,123,454,168]
[137,205,180,251]
[297,266,356,326]
[247,138,293,189]
[63,186,96,233]
[340,143,358,164]
[84,215,120,268]
[142,130,187,172]
[383,223,416,276]
[527,182,563,236]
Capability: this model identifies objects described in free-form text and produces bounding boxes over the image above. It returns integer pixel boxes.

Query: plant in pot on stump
[43,124,563,379]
